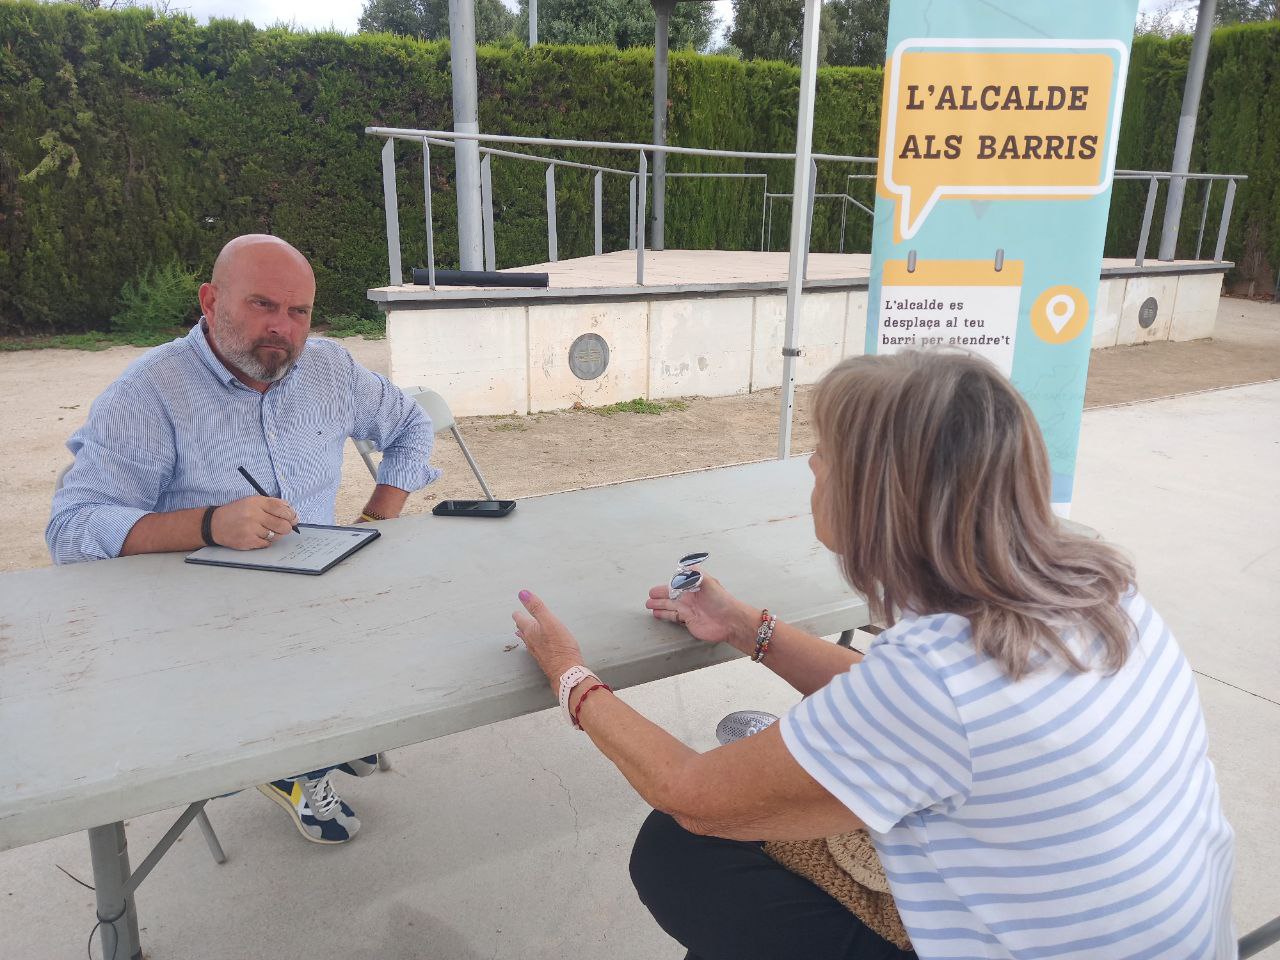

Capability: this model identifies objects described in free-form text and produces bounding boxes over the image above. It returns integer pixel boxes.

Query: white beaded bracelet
[558,665,597,727]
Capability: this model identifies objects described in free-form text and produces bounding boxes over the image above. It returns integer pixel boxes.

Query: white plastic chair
[353,387,495,500]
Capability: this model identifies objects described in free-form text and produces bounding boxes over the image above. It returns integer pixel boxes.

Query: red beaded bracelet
[572,682,613,729]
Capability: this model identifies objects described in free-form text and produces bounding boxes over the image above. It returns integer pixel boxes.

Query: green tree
[728,0,832,64]
[824,0,887,67]
[516,0,718,51]
[1216,0,1278,22]
[358,0,517,42]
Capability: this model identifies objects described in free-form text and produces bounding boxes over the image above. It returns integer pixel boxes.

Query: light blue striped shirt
[47,322,440,564]
[781,592,1235,959]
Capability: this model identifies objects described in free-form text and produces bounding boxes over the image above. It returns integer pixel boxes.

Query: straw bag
[763,830,912,952]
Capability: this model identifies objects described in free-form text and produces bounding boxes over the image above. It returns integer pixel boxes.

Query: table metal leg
[87,822,142,960]
[195,809,227,864]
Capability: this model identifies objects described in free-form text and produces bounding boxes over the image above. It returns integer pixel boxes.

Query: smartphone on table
[432,499,516,518]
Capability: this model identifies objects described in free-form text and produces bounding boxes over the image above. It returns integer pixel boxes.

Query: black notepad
[184,523,380,575]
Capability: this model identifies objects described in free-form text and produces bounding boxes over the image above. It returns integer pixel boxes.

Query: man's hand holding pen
[209,496,300,550]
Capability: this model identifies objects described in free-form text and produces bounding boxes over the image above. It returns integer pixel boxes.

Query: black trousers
[629,811,917,960]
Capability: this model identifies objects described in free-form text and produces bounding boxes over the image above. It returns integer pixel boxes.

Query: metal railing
[367,126,877,287]
[366,126,1246,287]
[1115,170,1245,267]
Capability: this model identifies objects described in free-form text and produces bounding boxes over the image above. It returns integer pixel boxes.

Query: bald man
[47,234,440,844]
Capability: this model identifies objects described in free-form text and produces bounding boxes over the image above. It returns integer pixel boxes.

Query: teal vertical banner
[866,0,1140,511]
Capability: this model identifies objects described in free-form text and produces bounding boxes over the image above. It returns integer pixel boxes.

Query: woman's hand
[645,573,759,651]
[513,590,587,688]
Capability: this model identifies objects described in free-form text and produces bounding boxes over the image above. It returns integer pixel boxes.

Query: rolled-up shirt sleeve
[347,356,441,492]
[46,381,177,564]
[779,642,973,834]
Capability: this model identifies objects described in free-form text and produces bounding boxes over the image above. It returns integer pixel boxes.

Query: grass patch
[322,314,386,340]
[588,397,690,416]
[489,421,529,432]
[0,330,182,351]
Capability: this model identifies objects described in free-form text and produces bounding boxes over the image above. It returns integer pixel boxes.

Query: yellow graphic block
[878,39,1125,240]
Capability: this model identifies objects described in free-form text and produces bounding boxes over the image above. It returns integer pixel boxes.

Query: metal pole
[448,0,484,271]
[1195,179,1213,260]
[423,141,436,289]
[381,139,402,285]
[1157,0,1217,261]
[528,0,537,46]
[481,153,496,271]
[628,176,637,251]
[651,0,675,251]
[545,164,558,262]
[637,151,648,284]
[777,0,822,461]
[594,170,603,256]
[88,823,143,960]
[1214,178,1236,263]
[1136,176,1159,267]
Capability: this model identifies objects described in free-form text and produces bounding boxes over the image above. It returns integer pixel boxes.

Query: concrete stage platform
[368,250,1231,416]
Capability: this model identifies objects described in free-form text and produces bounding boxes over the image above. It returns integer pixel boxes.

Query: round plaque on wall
[1138,297,1159,329]
[568,333,610,380]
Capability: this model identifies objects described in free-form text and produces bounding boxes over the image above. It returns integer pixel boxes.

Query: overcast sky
[153,0,1181,39]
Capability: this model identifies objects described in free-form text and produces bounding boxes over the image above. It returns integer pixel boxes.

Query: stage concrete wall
[384,270,1223,416]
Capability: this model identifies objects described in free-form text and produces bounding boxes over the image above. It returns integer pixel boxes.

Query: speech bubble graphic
[878,39,1128,241]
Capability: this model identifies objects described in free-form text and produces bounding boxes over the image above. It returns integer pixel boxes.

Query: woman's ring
[265,530,276,541]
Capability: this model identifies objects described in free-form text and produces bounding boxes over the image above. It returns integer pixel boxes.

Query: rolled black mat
[411,268,549,288]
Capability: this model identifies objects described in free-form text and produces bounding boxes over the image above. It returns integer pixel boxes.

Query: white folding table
[0,458,869,959]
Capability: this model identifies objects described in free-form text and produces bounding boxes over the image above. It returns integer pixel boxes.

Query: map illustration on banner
[865,1,1140,512]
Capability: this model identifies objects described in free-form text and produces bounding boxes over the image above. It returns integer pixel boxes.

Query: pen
[237,465,301,534]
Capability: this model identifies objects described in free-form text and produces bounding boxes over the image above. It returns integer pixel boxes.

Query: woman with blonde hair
[513,350,1234,960]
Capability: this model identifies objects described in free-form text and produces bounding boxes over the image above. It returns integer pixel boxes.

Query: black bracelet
[201,506,219,547]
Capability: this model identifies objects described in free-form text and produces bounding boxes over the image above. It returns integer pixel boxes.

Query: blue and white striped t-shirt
[781,592,1235,959]
[47,322,440,564]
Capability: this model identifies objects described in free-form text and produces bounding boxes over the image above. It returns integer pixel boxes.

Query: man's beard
[210,317,298,383]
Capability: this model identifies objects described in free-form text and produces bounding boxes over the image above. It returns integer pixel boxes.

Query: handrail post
[839,193,848,254]
[1195,178,1213,261]
[422,140,436,289]
[594,170,603,256]
[1214,178,1237,263]
[636,151,648,284]
[545,164,558,262]
[481,153,495,271]
[760,179,768,252]
[1136,176,1159,267]
[381,139,402,286]
[628,177,637,251]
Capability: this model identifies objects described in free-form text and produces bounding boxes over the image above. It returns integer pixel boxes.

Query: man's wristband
[360,510,387,522]
[200,506,219,547]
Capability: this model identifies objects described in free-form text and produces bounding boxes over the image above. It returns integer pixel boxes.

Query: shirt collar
[188,319,306,391]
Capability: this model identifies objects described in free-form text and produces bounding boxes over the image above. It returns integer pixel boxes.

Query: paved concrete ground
[3,381,1278,958]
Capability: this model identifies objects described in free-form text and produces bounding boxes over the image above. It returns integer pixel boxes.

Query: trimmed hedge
[1,3,1276,334]
[1105,24,1280,295]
